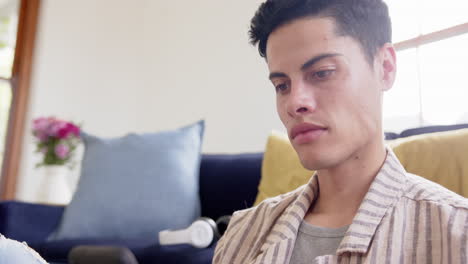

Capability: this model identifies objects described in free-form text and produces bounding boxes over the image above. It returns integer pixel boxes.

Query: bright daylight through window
[383,0,468,132]
[0,0,19,177]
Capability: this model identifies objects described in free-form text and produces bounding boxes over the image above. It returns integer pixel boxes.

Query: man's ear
[376,43,397,91]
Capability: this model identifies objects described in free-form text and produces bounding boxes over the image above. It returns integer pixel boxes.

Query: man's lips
[290,123,327,142]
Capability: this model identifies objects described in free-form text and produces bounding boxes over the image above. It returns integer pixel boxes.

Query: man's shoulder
[403,172,468,210]
[0,235,48,263]
[229,184,307,228]
[213,185,306,263]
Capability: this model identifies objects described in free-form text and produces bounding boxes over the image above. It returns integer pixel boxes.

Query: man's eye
[313,70,334,80]
[275,83,289,93]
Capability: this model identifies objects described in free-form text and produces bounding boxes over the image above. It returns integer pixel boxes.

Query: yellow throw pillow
[254,131,314,206]
[389,128,468,197]
[255,129,468,205]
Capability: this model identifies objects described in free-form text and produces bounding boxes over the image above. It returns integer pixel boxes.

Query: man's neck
[304,140,387,228]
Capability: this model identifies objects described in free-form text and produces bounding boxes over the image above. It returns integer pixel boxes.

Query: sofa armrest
[0,201,64,243]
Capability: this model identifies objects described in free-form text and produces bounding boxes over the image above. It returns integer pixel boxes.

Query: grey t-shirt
[289,221,349,264]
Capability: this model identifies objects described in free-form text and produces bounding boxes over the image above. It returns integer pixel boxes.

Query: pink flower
[36,132,49,142]
[54,143,69,159]
[32,118,51,141]
[32,117,48,132]
[70,123,81,137]
[48,120,66,137]
[32,116,81,166]
[57,122,80,139]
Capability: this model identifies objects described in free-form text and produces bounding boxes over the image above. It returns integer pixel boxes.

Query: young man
[213,0,468,263]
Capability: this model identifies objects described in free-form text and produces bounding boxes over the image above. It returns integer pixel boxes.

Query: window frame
[394,22,468,52]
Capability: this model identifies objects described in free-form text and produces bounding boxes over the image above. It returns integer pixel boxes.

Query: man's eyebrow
[268,53,342,80]
[300,53,342,71]
[268,72,288,80]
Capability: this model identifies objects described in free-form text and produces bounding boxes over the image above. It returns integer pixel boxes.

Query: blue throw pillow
[49,120,204,241]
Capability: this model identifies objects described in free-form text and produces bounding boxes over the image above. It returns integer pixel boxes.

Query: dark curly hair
[249,0,392,64]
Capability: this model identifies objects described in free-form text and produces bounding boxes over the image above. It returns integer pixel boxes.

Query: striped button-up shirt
[213,149,468,263]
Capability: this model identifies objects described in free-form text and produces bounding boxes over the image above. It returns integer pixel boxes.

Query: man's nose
[286,81,317,117]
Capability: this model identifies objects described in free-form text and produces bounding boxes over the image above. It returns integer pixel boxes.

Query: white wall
[138,1,283,152]
[16,0,284,202]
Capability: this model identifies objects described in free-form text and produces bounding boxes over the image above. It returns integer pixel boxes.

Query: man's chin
[293,143,323,168]
[297,152,330,171]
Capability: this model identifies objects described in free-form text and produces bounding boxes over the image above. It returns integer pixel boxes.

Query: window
[0,0,19,190]
[383,0,468,132]
[0,0,40,199]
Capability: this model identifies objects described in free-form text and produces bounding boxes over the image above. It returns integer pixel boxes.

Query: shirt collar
[262,148,408,256]
[336,148,407,255]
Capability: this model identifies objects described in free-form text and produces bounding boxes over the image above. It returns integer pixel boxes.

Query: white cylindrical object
[158,220,215,248]
[37,165,72,205]
[190,221,214,248]
[159,229,191,245]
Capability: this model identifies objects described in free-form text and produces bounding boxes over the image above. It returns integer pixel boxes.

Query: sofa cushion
[255,129,468,204]
[254,131,314,206]
[49,121,205,242]
[389,128,468,197]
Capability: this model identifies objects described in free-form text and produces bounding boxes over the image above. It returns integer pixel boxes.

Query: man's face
[266,17,390,170]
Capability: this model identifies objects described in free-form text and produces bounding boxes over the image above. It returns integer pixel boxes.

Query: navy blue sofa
[1,123,467,263]
[0,153,264,264]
